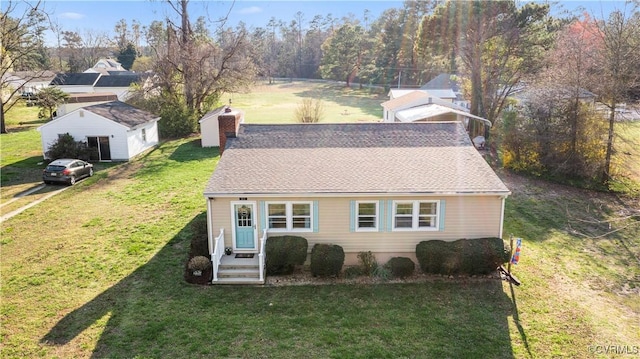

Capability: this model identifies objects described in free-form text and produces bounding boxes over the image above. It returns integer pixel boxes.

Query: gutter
[204,191,512,199]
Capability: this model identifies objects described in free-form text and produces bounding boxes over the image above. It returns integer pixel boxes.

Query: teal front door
[233,203,256,250]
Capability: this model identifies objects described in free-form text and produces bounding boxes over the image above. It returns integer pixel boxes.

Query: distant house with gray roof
[50,72,143,100]
[203,120,510,284]
[50,73,101,93]
[38,101,159,161]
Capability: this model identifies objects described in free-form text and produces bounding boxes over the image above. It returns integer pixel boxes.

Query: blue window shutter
[378,200,385,232]
[349,200,356,232]
[313,201,319,232]
[259,201,266,230]
[387,200,393,232]
[438,200,446,231]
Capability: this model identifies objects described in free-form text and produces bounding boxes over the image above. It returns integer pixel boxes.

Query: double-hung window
[356,201,378,231]
[392,200,439,231]
[266,201,313,232]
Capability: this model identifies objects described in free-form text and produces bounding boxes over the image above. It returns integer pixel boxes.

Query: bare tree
[295,98,324,123]
[590,5,640,184]
[60,29,111,72]
[153,0,256,116]
[0,0,49,133]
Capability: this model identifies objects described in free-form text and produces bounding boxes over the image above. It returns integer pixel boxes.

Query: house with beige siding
[203,120,510,284]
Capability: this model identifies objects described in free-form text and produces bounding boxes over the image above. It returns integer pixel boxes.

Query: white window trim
[392,200,439,231]
[266,201,313,233]
[355,201,379,232]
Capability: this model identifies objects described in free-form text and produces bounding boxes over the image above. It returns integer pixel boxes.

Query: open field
[1,83,639,358]
[227,80,386,123]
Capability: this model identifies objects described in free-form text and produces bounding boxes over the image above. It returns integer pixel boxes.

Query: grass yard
[610,120,640,195]
[1,83,639,358]
[227,80,386,123]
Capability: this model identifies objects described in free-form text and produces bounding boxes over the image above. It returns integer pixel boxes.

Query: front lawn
[1,137,638,358]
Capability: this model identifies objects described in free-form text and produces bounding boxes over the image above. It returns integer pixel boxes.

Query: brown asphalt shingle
[204,122,509,196]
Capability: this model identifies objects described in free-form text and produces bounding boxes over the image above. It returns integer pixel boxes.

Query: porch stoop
[213,255,264,285]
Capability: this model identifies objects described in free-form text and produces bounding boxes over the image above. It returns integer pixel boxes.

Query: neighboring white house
[381,90,491,140]
[199,106,243,148]
[3,70,56,95]
[388,89,457,102]
[90,59,127,72]
[38,101,159,161]
[420,73,470,109]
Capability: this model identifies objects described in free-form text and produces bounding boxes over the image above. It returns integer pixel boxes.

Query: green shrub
[387,257,415,278]
[189,213,209,258]
[310,244,344,277]
[343,266,363,279]
[372,265,391,281]
[357,251,378,276]
[158,102,198,138]
[416,238,507,275]
[265,235,308,275]
[45,133,96,160]
[416,240,458,275]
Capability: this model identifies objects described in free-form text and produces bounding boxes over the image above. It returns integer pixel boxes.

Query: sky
[4,0,634,46]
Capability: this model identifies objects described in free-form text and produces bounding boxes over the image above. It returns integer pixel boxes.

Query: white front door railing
[211,228,224,282]
[258,229,268,283]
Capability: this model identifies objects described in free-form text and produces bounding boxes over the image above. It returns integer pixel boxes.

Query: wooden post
[507,234,514,274]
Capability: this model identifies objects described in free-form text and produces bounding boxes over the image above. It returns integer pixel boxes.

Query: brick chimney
[218,107,242,155]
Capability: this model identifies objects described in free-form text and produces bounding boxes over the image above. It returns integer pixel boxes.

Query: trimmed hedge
[416,237,508,275]
[310,243,344,277]
[387,257,415,278]
[265,235,308,275]
[189,213,209,258]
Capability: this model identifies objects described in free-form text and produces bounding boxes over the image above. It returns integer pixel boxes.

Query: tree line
[2,0,639,187]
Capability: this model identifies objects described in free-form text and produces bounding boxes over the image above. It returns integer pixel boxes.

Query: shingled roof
[204,122,509,196]
[50,73,100,86]
[94,74,143,87]
[83,101,159,128]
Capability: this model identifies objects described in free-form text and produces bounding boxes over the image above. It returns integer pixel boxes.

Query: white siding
[126,122,159,159]
[56,85,95,93]
[200,116,220,147]
[39,110,129,160]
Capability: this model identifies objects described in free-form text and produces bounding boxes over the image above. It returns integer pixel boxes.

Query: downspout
[206,198,214,261]
[499,195,507,239]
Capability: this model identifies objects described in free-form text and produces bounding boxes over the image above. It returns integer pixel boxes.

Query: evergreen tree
[117,43,137,70]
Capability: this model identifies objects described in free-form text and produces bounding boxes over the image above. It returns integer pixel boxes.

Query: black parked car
[43,159,94,185]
